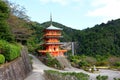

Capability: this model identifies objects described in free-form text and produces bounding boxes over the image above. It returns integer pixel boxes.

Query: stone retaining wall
[0,46,32,80]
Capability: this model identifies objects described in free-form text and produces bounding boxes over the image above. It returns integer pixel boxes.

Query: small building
[38,17,67,57]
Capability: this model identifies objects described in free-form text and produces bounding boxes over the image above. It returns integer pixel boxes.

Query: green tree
[0,0,9,20]
[0,0,14,42]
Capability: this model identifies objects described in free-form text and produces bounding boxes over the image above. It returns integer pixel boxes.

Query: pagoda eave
[45,42,64,45]
[44,36,63,38]
[38,50,67,53]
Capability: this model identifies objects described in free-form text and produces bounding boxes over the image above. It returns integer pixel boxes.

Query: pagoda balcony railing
[44,33,61,36]
[44,36,63,38]
[45,42,64,45]
[46,41,60,43]
[39,50,67,53]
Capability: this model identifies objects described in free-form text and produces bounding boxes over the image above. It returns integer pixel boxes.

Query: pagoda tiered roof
[46,25,62,30]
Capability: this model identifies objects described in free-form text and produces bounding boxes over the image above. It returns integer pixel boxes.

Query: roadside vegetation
[39,53,63,69]
[96,75,108,80]
[114,78,120,80]
[44,70,89,80]
[67,54,120,71]
[96,75,120,80]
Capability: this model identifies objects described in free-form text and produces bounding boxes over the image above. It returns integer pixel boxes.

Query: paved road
[25,54,120,80]
[24,54,55,80]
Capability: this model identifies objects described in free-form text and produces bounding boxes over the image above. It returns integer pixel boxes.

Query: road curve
[25,54,120,80]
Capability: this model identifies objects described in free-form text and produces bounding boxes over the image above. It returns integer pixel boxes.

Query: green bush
[0,40,21,61]
[96,75,108,80]
[4,43,21,61]
[0,54,5,64]
[45,53,62,69]
[79,60,90,67]
[114,62,120,67]
[44,70,89,80]
[114,78,120,80]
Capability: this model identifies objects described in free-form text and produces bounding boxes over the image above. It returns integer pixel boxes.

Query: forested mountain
[78,19,120,56]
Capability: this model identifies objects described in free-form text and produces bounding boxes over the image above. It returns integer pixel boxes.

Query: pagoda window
[54,48,56,51]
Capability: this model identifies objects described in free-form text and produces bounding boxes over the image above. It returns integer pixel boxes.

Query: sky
[8,0,120,30]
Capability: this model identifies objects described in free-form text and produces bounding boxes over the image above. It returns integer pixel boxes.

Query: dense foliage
[0,54,5,64]
[0,0,13,42]
[96,75,108,80]
[114,78,120,80]
[44,70,89,80]
[42,53,62,69]
[67,55,120,70]
[78,20,120,56]
[0,40,21,62]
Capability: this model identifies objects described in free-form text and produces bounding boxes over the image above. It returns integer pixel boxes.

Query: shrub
[0,40,21,61]
[114,78,120,80]
[3,43,21,61]
[114,62,120,67]
[45,53,62,69]
[0,54,5,64]
[108,56,120,66]
[95,55,108,62]
[68,55,81,62]
[79,60,90,67]
[85,56,96,65]
[44,70,89,80]
[96,75,108,80]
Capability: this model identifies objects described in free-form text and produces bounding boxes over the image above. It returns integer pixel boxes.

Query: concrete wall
[0,46,32,80]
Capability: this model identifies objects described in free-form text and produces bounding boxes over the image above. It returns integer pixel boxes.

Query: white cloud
[87,0,120,19]
[39,0,81,6]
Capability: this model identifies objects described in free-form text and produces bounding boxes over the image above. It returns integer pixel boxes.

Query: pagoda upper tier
[44,25,63,45]
[44,25,62,36]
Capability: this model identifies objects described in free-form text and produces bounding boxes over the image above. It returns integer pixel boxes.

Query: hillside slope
[78,19,120,56]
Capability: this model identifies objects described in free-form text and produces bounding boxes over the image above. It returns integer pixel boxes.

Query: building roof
[46,25,62,30]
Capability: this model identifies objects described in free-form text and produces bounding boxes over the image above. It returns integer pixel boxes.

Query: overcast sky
[8,0,120,30]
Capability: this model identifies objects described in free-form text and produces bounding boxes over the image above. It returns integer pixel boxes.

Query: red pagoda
[38,16,67,57]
